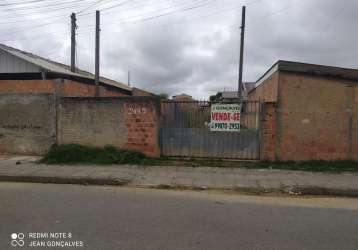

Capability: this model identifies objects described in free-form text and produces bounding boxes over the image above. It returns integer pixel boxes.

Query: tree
[159,93,169,100]
[210,92,222,102]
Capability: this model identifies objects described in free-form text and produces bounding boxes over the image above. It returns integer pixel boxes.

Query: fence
[0,94,160,157]
[160,100,262,159]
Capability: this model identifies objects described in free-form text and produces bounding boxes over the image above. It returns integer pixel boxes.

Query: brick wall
[124,100,160,157]
[58,97,160,157]
[0,79,127,97]
[0,79,54,94]
[278,72,358,161]
[132,87,155,97]
[249,72,279,161]
[250,70,358,161]
[352,86,358,161]
[59,80,127,97]
[248,71,279,102]
[261,102,277,161]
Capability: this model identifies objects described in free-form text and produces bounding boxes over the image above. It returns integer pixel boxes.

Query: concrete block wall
[0,94,56,155]
[58,97,160,157]
[58,97,128,149]
[0,94,160,157]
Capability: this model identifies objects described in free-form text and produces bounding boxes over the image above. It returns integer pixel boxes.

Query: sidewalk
[1,155,358,196]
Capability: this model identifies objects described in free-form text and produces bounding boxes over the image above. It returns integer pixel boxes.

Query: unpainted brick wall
[352,86,358,161]
[0,79,128,97]
[0,79,54,93]
[0,94,56,155]
[278,72,358,161]
[261,102,276,161]
[248,71,279,102]
[124,100,160,157]
[59,80,128,97]
[250,70,358,161]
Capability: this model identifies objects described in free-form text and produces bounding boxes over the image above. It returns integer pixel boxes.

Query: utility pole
[70,12,77,73]
[95,10,100,97]
[238,6,246,101]
[128,70,131,87]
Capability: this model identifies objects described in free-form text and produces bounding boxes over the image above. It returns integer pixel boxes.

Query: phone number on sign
[211,122,240,130]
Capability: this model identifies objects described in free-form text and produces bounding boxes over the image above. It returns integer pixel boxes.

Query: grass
[40,144,146,165]
[41,144,358,173]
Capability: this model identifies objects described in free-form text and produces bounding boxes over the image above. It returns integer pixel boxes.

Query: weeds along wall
[0,94,161,157]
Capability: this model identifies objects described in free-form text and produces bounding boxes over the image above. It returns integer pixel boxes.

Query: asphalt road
[0,183,358,250]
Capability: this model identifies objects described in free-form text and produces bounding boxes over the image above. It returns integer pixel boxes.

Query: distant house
[0,43,155,97]
[172,93,194,102]
[210,82,255,102]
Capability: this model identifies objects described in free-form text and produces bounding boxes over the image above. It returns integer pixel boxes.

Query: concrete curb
[0,175,130,186]
[1,174,358,197]
[297,186,358,197]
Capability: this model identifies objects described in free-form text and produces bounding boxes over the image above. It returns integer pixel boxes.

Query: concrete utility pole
[95,10,100,97]
[70,12,77,73]
[128,70,131,87]
[238,6,246,101]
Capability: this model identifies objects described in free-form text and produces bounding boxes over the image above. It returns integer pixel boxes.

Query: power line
[0,12,69,25]
[0,1,90,16]
[0,0,228,42]
[0,0,87,11]
[78,0,139,16]
[0,20,68,38]
[74,0,212,31]
[76,0,107,14]
[110,0,261,33]
[0,0,55,7]
[100,0,211,25]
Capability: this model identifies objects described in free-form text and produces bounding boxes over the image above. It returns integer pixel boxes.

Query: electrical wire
[76,0,107,14]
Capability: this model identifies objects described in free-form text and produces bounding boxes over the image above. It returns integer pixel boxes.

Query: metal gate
[160,100,262,160]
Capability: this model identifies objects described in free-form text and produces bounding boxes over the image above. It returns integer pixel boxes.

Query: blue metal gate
[160,100,262,160]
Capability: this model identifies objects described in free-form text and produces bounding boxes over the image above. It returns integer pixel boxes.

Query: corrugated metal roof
[0,43,132,92]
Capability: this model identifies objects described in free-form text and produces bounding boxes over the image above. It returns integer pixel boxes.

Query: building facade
[249,60,358,161]
[0,44,154,97]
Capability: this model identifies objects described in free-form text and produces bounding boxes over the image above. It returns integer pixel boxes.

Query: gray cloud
[1,0,357,98]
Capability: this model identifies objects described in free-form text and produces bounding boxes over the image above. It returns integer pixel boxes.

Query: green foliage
[41,144,146,165]
[41,145,358,173]
[159,93,169,100]
[210,92,222,102]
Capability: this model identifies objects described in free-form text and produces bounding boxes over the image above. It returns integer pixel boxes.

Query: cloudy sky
[1,0,357,98]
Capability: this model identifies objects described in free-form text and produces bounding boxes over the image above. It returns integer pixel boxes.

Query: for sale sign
[210,103,241,132]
